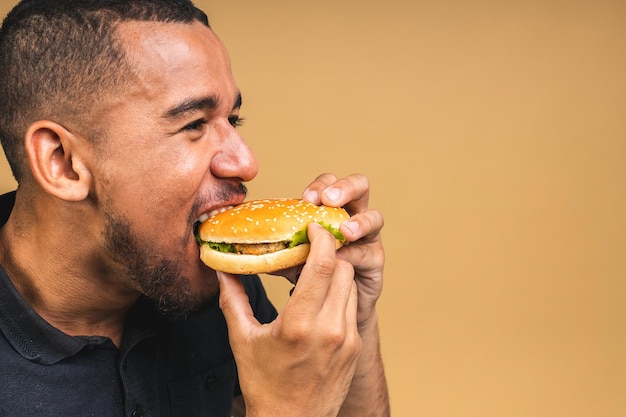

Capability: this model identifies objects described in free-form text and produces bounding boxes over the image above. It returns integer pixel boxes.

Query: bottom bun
[200,244,312,275]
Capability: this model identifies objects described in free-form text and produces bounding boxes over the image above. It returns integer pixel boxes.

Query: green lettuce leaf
[208,242,236,253]
[198,221,345,253]
[288,222,346,248]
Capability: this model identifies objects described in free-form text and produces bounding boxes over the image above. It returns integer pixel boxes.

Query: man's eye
[229,116,245,128]
[182,118,208,131]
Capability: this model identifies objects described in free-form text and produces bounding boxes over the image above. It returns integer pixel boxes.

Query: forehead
[114,20,237,110]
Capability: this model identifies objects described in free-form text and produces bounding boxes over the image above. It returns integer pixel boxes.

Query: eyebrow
[162,91,242,120]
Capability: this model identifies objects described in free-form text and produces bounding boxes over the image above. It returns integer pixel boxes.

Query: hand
[301,173,385,328]
[300,173,389,417]
[218,223,362,417]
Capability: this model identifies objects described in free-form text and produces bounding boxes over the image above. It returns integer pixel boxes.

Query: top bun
[198,198,350,243]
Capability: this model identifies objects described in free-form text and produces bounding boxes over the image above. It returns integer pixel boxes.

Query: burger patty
[233,242,289,255]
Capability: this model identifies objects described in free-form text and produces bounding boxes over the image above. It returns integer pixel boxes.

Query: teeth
[196,205,234,224]
[209,205,234,217]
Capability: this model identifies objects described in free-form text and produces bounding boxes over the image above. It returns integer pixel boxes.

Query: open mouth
[193,205,234,243]
[195,205,234,224]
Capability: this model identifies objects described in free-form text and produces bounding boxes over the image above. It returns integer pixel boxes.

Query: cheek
[176,150,207,179]
[162,138,212,178]
[130,145,207,198]
[98,161,198,236]
[97,134,212,222]
[160,148,211,209]
[144,149,210,225]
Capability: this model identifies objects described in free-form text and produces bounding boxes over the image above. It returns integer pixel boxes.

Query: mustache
[192,181,248,222]
[214,181,248,203]
[191,182,248,237]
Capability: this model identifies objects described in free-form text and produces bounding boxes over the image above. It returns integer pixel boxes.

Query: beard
[102,211,206,318]
[100,182,247,318]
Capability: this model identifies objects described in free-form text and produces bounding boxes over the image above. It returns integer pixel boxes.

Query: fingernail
[303,189,319,202]
[309,222,323,230]
[343,220,359,235]
[324,187,341,203]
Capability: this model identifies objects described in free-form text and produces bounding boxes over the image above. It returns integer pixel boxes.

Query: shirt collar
[0,190,15,228]
[0,191,158,364]
[0,190,86,364]
[0,265,90,364]
[0,264,161,364]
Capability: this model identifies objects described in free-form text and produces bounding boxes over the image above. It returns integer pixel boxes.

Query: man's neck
[0,198,139,347]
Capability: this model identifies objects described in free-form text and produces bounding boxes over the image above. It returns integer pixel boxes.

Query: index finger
[302,173,370,214]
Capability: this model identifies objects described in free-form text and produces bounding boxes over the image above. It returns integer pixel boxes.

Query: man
[0,0,389,416]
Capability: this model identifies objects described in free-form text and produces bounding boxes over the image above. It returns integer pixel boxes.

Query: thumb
[217,271,258,337]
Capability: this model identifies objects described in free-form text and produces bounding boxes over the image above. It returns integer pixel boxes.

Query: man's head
[0,0,209,183]
[0,0,259,316]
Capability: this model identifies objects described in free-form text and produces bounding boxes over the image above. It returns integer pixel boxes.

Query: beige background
[2,0,626,416]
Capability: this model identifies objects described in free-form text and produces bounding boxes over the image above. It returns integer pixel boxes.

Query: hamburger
[197,198,350,274]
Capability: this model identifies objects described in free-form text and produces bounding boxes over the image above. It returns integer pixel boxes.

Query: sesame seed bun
[198,198,349,274]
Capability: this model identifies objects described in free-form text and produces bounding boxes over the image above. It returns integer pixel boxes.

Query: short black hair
[0,0,210,182]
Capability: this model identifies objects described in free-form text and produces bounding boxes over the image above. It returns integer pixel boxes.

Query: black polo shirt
[0,191,278,416]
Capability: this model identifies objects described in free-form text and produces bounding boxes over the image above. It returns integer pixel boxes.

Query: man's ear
[24,120,93,202]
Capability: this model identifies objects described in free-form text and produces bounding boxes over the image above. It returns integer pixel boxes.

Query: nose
[210,123,259,182]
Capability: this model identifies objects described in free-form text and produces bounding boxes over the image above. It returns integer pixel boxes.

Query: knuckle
[362,209,384,233]
[371,208,384,228]
[350,243,370,264]
[276,320,313,346]
[357,241,384,265]
[335,330,362,363]
[322,326,347,348]
[311,257,336,277]
[315,172,337,186]
[349,334,363,357]
[344,325,362,351]
[356,173,370,188]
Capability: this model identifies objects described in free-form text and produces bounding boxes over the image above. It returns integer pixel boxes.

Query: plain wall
[1,0,626,416]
